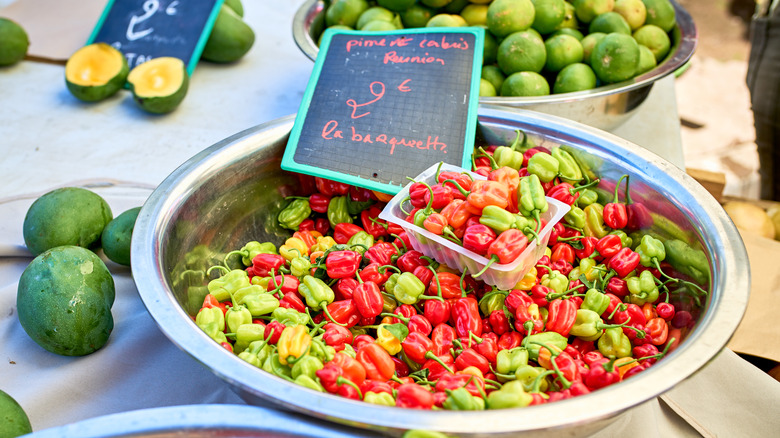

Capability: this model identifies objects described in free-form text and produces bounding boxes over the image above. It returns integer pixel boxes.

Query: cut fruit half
[127,57,189,114]
[65,43,129,102]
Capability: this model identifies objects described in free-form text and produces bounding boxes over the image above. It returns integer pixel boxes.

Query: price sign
[87,0,223,74]
[282,27,484,195]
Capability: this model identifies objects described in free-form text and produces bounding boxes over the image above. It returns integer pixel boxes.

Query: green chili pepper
[663,239,710,285]
[226,241,277,266]
[541,270,569,295]
[225,303,252,334]
[479,291,506,315]
[272,307,310,327]
[207,269,251,302]
[383,273,401,297]
[309,338,336,363]
[298,275,335,310]
[519,174,548,237]
[195,306,227,344]
[347,230,374,253]
[346,196,375,216]
[290,256,312,278]
[278,198,311,231]
[636,234,666,267]
[627,270,660,305]
[598,327,632,358]
[243,293,280,317]
[480,205,517,234]
[364,391,396,406]
[527,152,560,183]
[570,309,624,341]
[233,323,266,353]
[514,364,549,393]
[577,188,599,207]
[443,388,485,411]
[513,214,539,240]
[237,340,272,368]
[583,203,608,238]
[522,331,568,361]
[486,380,533,409]
[291,354,324,380]
[609,229,633,249]
[495,347,529,376]
[493,130,531,170]
[552,146,583,183]
[233,284,266,304]
[564,205,587,229]
[327,196,352,228]
[581,288,610,316]
[262,352,293,380]
[294,375,325,392]
[392,272,426,305]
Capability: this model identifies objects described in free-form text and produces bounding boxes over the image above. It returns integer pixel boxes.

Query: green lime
[633,23,671,61]
[553,62,597,93]
[642,0,676,32]
[482,64,506,91]
[23,187,113,257]
[614,0,647,30]
[377,0,416,12]
[479,78,498,96]
[636,44,657,75]
[573,0,615,24]
[426,13,467,27]
[500,71,551,96]
[17,246,115,356]
[318,25,352,46]
[101,206,141,266]
[580,31,606,65]
[588,11,631,35]
[0,389,32,438]
[357,7,396,29]
[400,4,435,28]
[531,0,566,35]
[460,4,489,25]
[0,17,29,66]
[444,0,470,13]
[590,32,640,83]
[487,0,536,38]
[556,0,579,29]
[482,27,499,64]
[421,0,454,7]
[551,27,584,40]
[544,33,583,72]
[497,30,547,74]
[362,20,401,31]
[326,0,369,27]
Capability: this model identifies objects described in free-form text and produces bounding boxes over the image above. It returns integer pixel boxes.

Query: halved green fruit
[202,4,255,63]
[65,43,129,102]
[127,57,189,114]
[0,17,29,66]
[0,389,32,437]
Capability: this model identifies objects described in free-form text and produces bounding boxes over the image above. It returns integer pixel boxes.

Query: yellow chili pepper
[376,324,402,355]
[280,237,309,261]
[514,266,537,291]
[277,324,312,365]
[310,236,337,253]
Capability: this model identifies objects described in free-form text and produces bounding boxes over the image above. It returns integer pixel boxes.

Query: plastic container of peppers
[379,162,569,290]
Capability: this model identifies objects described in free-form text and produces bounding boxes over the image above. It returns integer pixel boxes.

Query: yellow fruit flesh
[127,57,185,97]
[66,44,125,86]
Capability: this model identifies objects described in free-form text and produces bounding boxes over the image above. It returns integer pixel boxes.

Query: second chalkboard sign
[282,27,484,195]
[87,0,223,74]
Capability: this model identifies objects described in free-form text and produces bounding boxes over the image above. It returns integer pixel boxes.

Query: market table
[1,1,779,437]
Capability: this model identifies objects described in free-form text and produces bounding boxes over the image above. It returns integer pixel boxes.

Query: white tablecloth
[1,1,779,437]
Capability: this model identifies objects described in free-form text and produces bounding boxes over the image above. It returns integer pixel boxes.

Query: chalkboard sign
[87,0,224,75]
[282,27,484,195]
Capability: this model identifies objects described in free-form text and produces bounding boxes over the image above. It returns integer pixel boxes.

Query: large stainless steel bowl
[292,0,697,131]
[132,107,748,437]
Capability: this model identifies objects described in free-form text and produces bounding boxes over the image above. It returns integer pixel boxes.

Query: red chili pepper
[402,331,435,364]
[529,284,552,307]
[391,356,410,378]
[623,362,648,379]
[485,229,528,265]
[646,317,669,346]
[573,236,598,260]
[322,323,353,352]
[360,205,387,238]
[422,212,449,236]
[438,170,474,192]
[546,298,578,337]
[426,272,464,300]
[407,314,433,336]
[462,224,496,256]
[603,175,629,229]
[547,182,579,205]
[264,320,285,345]
[393,232,413,253]
[607,247,640,278]
[424,183,454,210]
[360,379,394,396]
[550,259,573,277]
[431,323,456,356]
[488,310,510,336]
[324,299,361,327]
[333,223,364,245]
[315,218,330,235]
[515,302,544,336]
[251,253,286,277]
[423,298,451,326]
[435,372,485,397]
[356,342,395,381]
[606,276,629,298]
[503,290,531,315]
[551,242,575,264]
[595,234,623,259]
[201,293,228,315]
[363,241,397,266]
[392,303,418,323]
[316,363,343,394]
[452,296,483,338]
[358,262,391,286]
[537,344,580,383]
[309,193,331,213]
[412,265,435,288]
[655,302,675,321]
[297,218,315,232]
[395,383,434,409]
[334,277,359,301]
[584,358,620,390]
[325,250,362,279]
[352,334,375,351]
[353,280,383,319]
[315,177,350,196]
[633,343,660,366]
[454,347,491,374]
[409,182,430,209]
[422,353,455,381]
[395,250,429,273]
[279,291,306,313]
[497,331,523,350]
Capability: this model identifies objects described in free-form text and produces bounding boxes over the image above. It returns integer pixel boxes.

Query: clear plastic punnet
[379,162,570,290]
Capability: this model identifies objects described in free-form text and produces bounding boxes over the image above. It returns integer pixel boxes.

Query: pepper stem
[424,351,454,374]
[612,174,629,204]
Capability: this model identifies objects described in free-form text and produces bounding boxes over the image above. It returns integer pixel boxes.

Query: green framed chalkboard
[282,27,484,195]
[87,0,224,75]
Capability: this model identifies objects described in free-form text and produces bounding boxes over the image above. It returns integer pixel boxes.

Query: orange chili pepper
[641,302,657,322]
[488,166,520,213]
[356,342,396,381]
[614,356,640,379]
[646,317,669,346]
[293,230,318,249]
[440,198,473,229]
[466,180,510,214]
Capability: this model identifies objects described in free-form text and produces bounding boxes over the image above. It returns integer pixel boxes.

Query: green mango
[128,57,189,114]
[223,0,243,16]
[0,17,29,66]
[0,389,32,437]
[202,4,255,63]
[64,43,129,102]
[101,206,141,266]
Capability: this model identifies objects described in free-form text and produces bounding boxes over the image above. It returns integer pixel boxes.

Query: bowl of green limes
[292,0,696,131]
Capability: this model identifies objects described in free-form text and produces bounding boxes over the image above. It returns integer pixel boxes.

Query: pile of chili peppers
[191,130,708,410]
